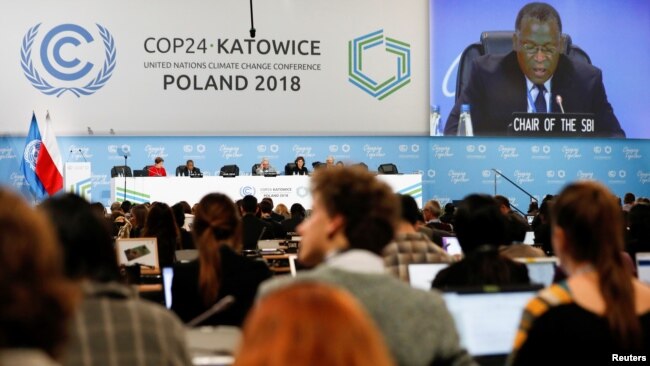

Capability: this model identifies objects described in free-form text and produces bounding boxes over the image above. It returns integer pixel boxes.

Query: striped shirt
[63,281,192,366]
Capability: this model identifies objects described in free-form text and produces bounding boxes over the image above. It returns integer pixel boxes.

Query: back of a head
[290,203,306,219]
[130,204,148,227]
[259,200,273,214]
[193,193,242,305]
[40,193,120,282]
[494,195,511,210]
[443,203,455,215]
[143,202,178,238]
[110,201,122,213]
[454,194,508,253]
[235,283,393,366]
[515,2,562,32]
[310,167,399,255]
[261,197,274,208]
[241,195,258,214]
[424,199,442,218]
[171,202,186,228]
[399,194,420,226]
[624,193,636,205]
[552,182,623,263]
[629,203,650,242]
[0,189,78,359]
[120,200,132,214]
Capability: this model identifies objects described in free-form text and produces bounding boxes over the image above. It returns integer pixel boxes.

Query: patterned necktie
[534,84,547,113]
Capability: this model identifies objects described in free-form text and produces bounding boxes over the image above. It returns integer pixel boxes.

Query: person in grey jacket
[258,167,476,366]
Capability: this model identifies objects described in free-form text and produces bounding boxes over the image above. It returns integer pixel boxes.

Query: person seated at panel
[290,156,309,175]
[0,189,78,366]
[432,194,530,290]
[148,156,167,177]
[171,193,272,327]
[234,283,394,366]
[325,155,335,168]
[509,182,650,365]
[40,193,192,366]
[258,167,475,366]
[444,2,625,137]
[383,194,451,283]
[178,159,202,177]
[255,157,276,176]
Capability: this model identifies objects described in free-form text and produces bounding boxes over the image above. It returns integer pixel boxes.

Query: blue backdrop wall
[1,135,648,210]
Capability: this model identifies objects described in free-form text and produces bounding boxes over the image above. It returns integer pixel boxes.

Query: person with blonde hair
[235,282,394,366]
[171,193,272,326]
[510,182,650,365]
[273,203,290,220]
[0,189,78,365]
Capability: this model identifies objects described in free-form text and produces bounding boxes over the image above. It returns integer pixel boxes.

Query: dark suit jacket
[171,245,272,326]
[179,167,202,177]
[445,51,625,137]
[241,214,274,250]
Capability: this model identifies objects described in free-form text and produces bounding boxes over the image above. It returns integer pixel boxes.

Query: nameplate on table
[508,113,598,137]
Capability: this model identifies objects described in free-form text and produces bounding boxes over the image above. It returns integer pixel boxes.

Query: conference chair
[110,165,132,178]
[354,162,369,171]
[175,165,185,176]
[378,163,399,175]
[455,31,592,101]
[284,162,296,175]
[133,170,147,177]
[220,164,239,177]
[311,161,325,170]
[143,165,153,174]
[251,163,260,175]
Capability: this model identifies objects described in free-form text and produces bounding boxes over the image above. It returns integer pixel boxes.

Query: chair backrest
[285,162,296,175]
[378,163,398,175]
[251,163,260,175]
[311,161,324,170]
[111,165,132,177]
[175,165,185,176]
[133,169,146,177]
[220,164,239,176]
[143,165,153,173]
[455,31,591,101]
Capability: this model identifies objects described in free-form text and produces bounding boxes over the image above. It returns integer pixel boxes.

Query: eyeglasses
[520,42,558,56]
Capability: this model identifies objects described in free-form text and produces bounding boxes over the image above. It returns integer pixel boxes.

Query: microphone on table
[187,295,236,327]
[78,149,88,162]
[556,95,565,114]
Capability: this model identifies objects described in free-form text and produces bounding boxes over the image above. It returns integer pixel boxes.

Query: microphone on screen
[556,95,565,114]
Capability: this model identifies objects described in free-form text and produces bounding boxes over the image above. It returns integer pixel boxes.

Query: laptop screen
[515,258,557,287]
[443,288,539,356]
[637,252,650,285]
[408,263,449,290]
[162,267,174,309]
[523,231,535,245]
[443,237,462,256]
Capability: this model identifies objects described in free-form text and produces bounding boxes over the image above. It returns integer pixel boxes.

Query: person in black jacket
[432,194,530,289]
[171,193,272,326]
[178,160,202,177]
[240,195,274,250]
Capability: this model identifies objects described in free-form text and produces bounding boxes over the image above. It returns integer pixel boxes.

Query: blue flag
[20,113,46,200]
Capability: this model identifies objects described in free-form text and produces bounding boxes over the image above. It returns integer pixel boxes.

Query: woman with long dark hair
[171,193,272,326]
[510,182,650,365]
[142,202,179,267]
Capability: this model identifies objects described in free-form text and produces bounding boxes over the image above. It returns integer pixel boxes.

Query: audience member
[172,202,195,249]
[622,192,636,212]
[120,200,133,215]
[533,198,553,254]
[439,203,456,225]
[260,197,285,222]
[148,156,167,177]
[495,195,530,243]
[626,202,650,262]
[0,189,78,365]
[527,201,539,216]
[240,195,274,250]
[274,203,290,219]
[235,283,394,366]
[290,156,309,175]
[129,203,148,238]
[510,182,650,365]
[383,194,452,282]
[423,199,453,232]
[40,193,191,366]
[281,203,306,233]
[259,200,287,238]
[432,194,530,289]
[259,167,474,366]
[89,202,107,218]
[171,193,272,326]
[109,201,123,214]
[142,202,179,267]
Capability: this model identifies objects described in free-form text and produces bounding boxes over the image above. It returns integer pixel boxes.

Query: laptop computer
[288,255,298,277]
[442,237,462,256]
[514,257,558,287]
[162,266,174,309]
[443,285,542,364]
[636,252,650,285]
[408,263,449,290]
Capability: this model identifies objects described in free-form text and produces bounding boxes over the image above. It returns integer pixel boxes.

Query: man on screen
[444,2,625,137]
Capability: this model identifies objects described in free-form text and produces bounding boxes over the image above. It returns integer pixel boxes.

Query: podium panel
[65,162,92,201]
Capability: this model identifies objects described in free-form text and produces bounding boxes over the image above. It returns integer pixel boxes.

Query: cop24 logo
[21,23,116,97]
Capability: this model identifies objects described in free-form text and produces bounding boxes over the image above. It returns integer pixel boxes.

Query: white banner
[0,0,429,136]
